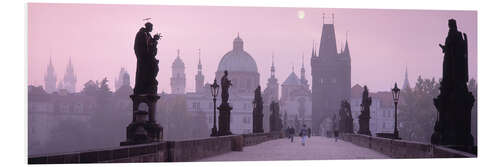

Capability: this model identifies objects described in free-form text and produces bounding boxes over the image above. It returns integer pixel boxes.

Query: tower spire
[403,65,410,90]
[197,48,202,71]
[271,52,276,78]
[177,49,180,58]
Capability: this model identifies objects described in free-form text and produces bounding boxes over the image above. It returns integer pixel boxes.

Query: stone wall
[242,132,281,146]
[339,133,475,158]
[29,132,282,164]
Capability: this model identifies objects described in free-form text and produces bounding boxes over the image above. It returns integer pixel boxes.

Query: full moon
[297,10,305,19]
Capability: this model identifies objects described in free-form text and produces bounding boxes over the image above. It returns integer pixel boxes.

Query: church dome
[217,34,258,73]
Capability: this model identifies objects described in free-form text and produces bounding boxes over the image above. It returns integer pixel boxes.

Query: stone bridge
[28,133,474,164]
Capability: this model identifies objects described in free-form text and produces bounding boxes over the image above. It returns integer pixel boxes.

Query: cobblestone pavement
[198,136,389,161]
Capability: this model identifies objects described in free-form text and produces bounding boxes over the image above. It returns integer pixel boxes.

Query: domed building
[185,34,261,135]
[215,34,260,96]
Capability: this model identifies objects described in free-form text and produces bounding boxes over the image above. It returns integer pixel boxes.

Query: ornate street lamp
[210,79,220,137]
[391,83,401,139]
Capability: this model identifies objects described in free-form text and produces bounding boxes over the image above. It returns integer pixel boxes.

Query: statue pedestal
[218,102,233,136]
[121,94,163,146]
[358,114,371,136]
[253,112,264,133]
[431,86,474,151]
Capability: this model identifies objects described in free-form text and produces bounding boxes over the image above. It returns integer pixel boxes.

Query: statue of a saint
[133,22,162,94]
[439,19,469,88]
[220,70,232,103]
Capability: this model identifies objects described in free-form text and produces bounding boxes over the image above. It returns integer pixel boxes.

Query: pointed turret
[44,57,57,93]
[344,38,350,57]
[195,48,205,93]
[63,57,77,93]
[300,54,309,89]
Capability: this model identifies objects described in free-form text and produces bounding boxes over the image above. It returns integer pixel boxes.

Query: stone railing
[242,131,282,147]
[28,132,282,164]
[339,133,476,158]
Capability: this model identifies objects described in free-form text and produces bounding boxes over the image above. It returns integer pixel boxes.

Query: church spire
[300,53,308,89]
[271,52,276,78]
[195,48,204,93]
[45,56,57,93]
[403,66,410,90]
[197,48,202,72]
[63,57,77,93]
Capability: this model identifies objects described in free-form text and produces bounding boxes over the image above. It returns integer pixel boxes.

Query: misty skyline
[28,3,477,92]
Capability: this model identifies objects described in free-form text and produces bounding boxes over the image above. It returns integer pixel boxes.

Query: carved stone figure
[253,86,264,133]
[358,86,371,136]
[218,70,233,136]
[432,19,475,153]
[133,22,161,95]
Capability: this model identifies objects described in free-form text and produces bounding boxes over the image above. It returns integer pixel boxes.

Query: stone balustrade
[339,133,476,158]
[28,132,282,164]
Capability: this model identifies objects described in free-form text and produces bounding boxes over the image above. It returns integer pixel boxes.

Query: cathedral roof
[217,35,258,73]
[283,72,301,86]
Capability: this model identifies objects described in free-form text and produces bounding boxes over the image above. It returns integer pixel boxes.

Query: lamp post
[391,83,401,139]
[210,79,219,137]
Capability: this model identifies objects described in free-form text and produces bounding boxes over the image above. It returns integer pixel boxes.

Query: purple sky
[28,3,477,92]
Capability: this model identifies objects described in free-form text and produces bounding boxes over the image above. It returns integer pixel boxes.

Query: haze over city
[28,3,477,93]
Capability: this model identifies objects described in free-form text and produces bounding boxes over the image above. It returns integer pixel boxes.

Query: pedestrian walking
[334,129,339,142]
[307,128,311,138]
[290,127,295,143]
[300,125,307,146]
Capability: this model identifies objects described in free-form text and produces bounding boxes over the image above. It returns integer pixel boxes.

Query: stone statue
[432,19,475,152]
[338,100,354,134]
[122,22,164,146]
[217,70,233,136]
[253,86,264,133]
[358,86,372,136]
[133,22,162,94]
[220,70,232,103]
[269,101,281,132]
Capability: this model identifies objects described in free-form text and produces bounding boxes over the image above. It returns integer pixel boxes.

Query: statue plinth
[121,94,163,146]
[217,102,233,136]
[431,86,475,151]
[253,112,264,133]
[357,114,371,136]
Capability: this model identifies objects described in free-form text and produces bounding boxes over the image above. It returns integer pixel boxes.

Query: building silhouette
[280,59,312,130]
[61,57,77,93]
[44,57,57,93]
[311,15,351,135]
[114,68,130,91]
[170,49,186,94]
